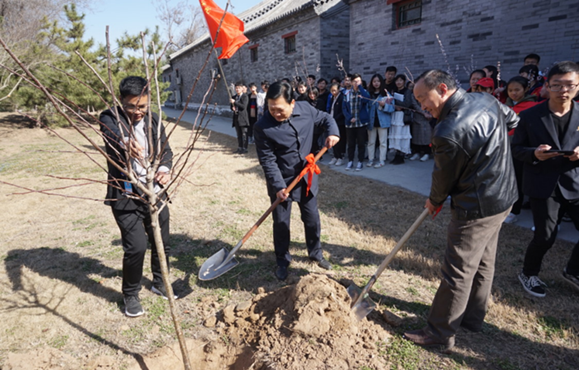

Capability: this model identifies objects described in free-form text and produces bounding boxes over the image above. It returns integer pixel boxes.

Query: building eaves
[169,0,317,61]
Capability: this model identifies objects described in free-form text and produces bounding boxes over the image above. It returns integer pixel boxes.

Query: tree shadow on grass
[2,249,151,369]
[5,247,122,304]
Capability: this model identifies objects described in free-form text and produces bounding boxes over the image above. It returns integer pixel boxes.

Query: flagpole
[201,0,235,102]
[214,48,233,101]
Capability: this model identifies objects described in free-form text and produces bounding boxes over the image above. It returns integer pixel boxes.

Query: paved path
[164,106,577,243]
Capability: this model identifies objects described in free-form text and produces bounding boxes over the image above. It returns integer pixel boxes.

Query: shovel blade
[347,284,377,320]
[198,248,239,281]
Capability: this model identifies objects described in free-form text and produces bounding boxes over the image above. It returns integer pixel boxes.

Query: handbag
[403,109,413,125]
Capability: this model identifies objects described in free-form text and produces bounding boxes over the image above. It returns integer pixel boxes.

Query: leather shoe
[316,258,332,270]
[403,328,454,352]
[275,266,288,281]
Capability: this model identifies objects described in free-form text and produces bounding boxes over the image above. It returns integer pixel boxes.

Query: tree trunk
[148,201,192,370]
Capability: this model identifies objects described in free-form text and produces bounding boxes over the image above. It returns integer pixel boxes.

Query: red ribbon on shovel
[299,153,321,197]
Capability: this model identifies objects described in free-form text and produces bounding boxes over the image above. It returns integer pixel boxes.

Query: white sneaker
[410,153,420,161]
[345,161,353,171]
[335,158,343,166]
[374,161,385,168]
[367,161,374,167]
[329,158,337,165]
[504,213,518,224]
[355,162,363,171]
[420,154,429,162]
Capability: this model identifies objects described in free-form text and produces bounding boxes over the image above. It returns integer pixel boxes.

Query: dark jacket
[430,89,519,220]
[232,93,249,127]
[511,100,579,199]
[100,108,173,211]
[328,92,345,126]
[254,101,340,201]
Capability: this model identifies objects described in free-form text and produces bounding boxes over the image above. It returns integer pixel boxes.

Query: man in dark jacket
[231,82,249,154]
[100,76,174,317]
[404,70,519,351]
[254,81,340,281]
[512,61,579,298]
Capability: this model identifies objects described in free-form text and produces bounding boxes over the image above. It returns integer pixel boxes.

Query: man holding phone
[512,61,579,297]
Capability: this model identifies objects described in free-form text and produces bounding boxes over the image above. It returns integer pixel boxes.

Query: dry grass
[0,112,578,370]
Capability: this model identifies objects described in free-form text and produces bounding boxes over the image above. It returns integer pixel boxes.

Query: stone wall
[349,0,579,85]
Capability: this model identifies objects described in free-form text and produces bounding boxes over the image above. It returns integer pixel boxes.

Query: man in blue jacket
[254,81,340,280]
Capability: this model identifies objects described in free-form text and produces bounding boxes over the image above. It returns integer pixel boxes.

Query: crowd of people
[100,53,579,359]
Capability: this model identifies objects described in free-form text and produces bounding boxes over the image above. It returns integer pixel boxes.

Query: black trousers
[112,205,170,296]
[511,157,524,215]
[347,126,366,162]
[333,124,347,159]
[523,188,579,276]
[234,124,248,149]
[270,186,322,267]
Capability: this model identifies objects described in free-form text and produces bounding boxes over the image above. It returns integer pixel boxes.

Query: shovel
[198,147,328,281]
[348,208,430,320]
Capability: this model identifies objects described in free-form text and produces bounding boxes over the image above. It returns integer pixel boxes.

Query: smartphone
[543,150,575,155]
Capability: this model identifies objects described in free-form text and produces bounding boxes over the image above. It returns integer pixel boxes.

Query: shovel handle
[226,147,328,258]
[361,208,430,295]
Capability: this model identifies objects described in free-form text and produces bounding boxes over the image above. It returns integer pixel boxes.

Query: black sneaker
[518,271,546,298]
[562,269,579,292]
[124,295,144,317]
[151,285,178,300]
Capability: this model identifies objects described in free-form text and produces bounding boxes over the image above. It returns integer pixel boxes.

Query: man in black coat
[100,76,174,317]
[512,61,579,298]
[404,70,519,351]
[254,81,340,281]
[231,82,249,154]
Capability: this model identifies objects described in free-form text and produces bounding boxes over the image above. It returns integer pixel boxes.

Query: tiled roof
[169,0,339,60]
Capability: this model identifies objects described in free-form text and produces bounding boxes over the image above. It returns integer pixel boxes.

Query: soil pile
[209,274,392,369]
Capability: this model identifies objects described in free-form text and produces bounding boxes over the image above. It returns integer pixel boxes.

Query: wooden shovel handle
[235,147,328,250]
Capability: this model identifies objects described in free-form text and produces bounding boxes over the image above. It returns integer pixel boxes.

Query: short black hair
[307,87,319,99]
[415,69,458,91]
[470,69,486,79]
[519,64,539,79]
[119,76,148,98]
[351,73,362,81]
[266,81,294,104]
[524,53,541,63]
[385,66,397,73]
[508,76,530,90]
[307,74,316,80]
[235,81,244,87]
[261,80,269,85]
[249,82,257,89]
[547,61,579,82]
[281,77,291,83]
[395,74,407,82]
[317,78,328,84]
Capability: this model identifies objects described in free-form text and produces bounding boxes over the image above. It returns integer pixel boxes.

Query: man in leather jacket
[403,70,519,351]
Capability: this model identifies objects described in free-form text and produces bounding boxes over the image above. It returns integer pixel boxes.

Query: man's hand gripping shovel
[198,147,328,281]
[348,204,442,320]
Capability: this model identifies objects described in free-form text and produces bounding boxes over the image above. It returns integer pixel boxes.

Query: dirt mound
[196,274,391,370]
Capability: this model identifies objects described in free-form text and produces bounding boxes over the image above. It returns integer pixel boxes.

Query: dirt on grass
[1,112,578,370]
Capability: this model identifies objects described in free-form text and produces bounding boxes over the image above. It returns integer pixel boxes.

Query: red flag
[200,0,249,59]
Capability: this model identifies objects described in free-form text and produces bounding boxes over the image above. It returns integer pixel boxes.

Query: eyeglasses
[123,104,149,112]
[548,84,578,92]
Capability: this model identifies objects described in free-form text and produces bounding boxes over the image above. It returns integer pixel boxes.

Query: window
[249,44,259,62]
[395,0,422,28]
[282,31,298,54]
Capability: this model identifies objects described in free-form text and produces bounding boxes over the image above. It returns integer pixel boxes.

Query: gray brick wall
[349,0,579,86]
